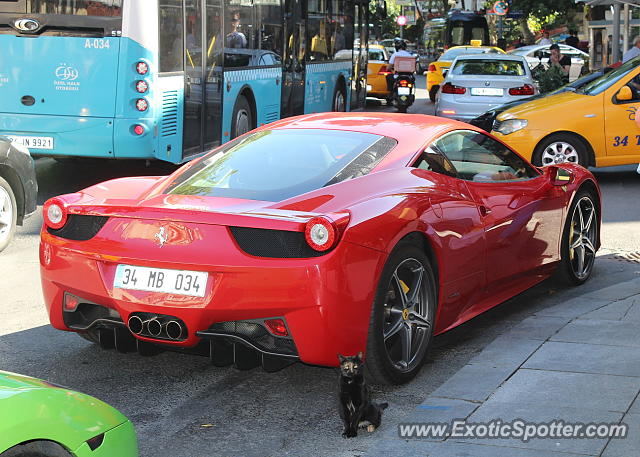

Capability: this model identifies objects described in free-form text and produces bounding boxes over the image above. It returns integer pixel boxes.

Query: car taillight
[441,83,466,94]
[305,216,337,252]
[378,69,392,76]
[509,84,535,96]
[265,318,288,337]
[135,80,149,93]
[133,124,145,135]
[135,98,148,112]
[428,64,437,72]
[43,198,68,230]
[136,61,149,75]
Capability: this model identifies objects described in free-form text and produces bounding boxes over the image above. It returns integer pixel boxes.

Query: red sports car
[40,113,600,385]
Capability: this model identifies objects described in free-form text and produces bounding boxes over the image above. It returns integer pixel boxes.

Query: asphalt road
[1,75,640,457]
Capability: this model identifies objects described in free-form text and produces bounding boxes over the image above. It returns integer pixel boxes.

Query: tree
[505,0,580,44]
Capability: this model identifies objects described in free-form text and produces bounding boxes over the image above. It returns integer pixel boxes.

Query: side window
[307,2,331,61]
[256,1,283,61]
[159,0,184,73]
[433,131,539,182]
[413,146,458,178]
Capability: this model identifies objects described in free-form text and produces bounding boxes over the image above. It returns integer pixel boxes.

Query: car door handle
[479,205,491,217]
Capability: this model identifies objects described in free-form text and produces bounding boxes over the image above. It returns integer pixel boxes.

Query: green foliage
[509,0,576,18]
[537,65,569,93]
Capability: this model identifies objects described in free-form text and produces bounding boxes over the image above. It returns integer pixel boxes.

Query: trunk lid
[448,75,534,105]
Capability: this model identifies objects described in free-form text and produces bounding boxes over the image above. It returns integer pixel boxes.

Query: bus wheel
[332,83,346,112]
[231,95,253,139]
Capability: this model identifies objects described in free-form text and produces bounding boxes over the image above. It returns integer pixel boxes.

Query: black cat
[338,352,388,438]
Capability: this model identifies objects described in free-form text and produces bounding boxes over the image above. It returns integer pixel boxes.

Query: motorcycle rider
[385,38,415,101]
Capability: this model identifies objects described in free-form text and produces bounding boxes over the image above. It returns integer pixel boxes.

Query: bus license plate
[114,264,208,297]
[6,135,54,150]
[471,88,503,97]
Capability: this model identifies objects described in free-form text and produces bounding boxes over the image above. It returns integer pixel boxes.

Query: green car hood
[0,371,128,453]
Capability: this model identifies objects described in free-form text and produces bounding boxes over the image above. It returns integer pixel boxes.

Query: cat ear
[338,354,346,362]
[357,351,364,360]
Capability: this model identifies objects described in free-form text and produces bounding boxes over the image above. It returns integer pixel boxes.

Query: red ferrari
[40,113,600,385]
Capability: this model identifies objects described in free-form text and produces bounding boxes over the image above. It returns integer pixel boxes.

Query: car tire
[332,82,346,112]
[555,190,598,286]
[365,242,436,385]
[532,134,589,167]
[428,86,439,103]
[230,95,253,139]
[0,176,17,254]
[0,440,73,457]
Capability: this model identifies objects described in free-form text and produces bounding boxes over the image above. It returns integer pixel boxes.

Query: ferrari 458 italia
[40,113,601,385]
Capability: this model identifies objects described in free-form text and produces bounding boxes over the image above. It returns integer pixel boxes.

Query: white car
[508,44,588,81]
[436,54,537,122]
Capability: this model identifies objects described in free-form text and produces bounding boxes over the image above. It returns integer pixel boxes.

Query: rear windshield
[440,47,502,61]
[452,59,526,76]
[369,49,386,61]
[1,0,123,17]
[166,129,397,202]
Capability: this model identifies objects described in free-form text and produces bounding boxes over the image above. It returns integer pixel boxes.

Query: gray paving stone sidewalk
[366,278,640,457]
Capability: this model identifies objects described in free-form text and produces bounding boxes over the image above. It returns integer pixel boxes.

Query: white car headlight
[494,119,528,135]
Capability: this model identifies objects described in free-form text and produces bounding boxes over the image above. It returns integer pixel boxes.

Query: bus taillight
[135,98,149,112]
[136,61,149,75]
[133,125,145,136]
[136,80,149,93]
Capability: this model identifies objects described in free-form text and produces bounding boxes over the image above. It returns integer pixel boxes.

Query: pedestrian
[549,44,571,75]
[623,36,640,63]
[538,31,552,45]
[565,30,579,48]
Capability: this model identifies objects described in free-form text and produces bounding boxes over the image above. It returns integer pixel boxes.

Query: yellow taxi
[492,57,640,168]
[366,44,392,101]
[427,42,505,102]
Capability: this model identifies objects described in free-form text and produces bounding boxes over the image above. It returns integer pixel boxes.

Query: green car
[0,371,137,457]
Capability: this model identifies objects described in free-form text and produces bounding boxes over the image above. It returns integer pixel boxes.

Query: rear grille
[207,321,298,356]
[229,226,326,258]
[47,215,109,241]
[161,90,179,137]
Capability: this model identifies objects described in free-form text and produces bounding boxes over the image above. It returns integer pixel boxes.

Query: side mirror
[547,165,574,186]
[615,85,633,102]
[534,50,543,59]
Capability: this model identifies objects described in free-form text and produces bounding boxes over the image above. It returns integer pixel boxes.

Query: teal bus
[0,0,369,163]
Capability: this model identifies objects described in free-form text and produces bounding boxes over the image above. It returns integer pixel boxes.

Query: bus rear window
[13,0,123,17]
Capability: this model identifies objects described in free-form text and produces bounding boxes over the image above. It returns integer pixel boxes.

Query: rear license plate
[6,135,54,150]
[114,264,208,297]
[398,87,411,95]
[470,87,503,97]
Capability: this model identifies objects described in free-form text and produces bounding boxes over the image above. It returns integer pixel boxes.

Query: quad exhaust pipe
[165,320,183,340]
[127,314,186,341]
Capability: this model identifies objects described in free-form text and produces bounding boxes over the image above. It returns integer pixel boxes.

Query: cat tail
[379,402,389,410]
